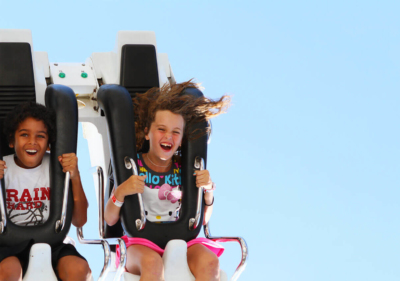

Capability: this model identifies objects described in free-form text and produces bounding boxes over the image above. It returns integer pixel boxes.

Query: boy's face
[9,117,50,169]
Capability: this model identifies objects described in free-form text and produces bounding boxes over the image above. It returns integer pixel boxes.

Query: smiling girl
[104,81,230,281]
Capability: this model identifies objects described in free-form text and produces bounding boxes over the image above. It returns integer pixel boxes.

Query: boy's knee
[0,257,23,281]
[57,257,91,281]
[71,260,91,279]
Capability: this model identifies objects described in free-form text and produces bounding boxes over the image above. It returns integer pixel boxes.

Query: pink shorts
[116,236,224,267]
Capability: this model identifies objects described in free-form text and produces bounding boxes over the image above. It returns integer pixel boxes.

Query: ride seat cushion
[0,241,86,277]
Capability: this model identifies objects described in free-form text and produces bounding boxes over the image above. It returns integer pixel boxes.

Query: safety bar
[77,227,111,281]
[204,223,248,281]
[189,156,204,230]
[124,156,146,231]
[77,165,127,281]
[0,182,7,234]
[77,227,127,281]
[55,171,70,233]
[97,166,105,238]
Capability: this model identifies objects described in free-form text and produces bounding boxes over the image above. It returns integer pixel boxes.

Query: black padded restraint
[97,85,208,248]
[0,85,77,247]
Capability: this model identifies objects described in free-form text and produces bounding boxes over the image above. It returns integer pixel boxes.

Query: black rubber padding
[0,43,36,156]
[120,45,160,96]
[97,84,207,249]
[0,84,78,247]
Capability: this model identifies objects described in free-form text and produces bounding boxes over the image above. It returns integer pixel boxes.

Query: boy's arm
[59,153,88,227]
[0,160,6,180]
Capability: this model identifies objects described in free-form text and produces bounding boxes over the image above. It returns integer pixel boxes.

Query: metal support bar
[124,156,146,231]
[97,166,105,238]
[77,227,111,281]
[76,165,127,281]
[114,238,127,281]
[0,182,7,234]
[55,171,70,233]
[204,223,249,281]
[189,156,204,230]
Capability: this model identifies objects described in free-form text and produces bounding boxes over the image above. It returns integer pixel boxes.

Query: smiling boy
[0,102,91,281]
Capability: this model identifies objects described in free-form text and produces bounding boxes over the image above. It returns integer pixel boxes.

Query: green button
[81,72,88,78]
[59,72,66,78]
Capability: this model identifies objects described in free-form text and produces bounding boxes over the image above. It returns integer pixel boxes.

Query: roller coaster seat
[0,29,80,280]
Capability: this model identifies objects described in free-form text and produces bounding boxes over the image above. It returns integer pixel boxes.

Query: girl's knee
[200,255,220,274]
[141,253,164,272]
[188,249,220,280]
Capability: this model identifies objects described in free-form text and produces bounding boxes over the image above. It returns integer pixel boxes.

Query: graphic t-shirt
[137,153,182,222]
[4,153,50,226]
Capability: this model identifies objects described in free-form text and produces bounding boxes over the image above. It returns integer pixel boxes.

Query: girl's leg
[56,256,91,281]
[126,244,164,281]
[187,244,220,281]
[0,256,23,281]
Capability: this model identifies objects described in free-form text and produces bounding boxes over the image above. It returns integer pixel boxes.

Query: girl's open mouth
[160,143,172,151]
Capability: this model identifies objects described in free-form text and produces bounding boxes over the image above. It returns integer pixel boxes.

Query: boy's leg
[52,244,91,281]
[56,255,91,281]
[126,244,164,281]
[0,256,23,281]
[187,244,220,281]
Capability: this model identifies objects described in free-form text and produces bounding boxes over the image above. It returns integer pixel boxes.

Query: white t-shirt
[137,153,182,222]
[4,153,50,226]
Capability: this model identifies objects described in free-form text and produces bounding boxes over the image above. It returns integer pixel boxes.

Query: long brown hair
[133,80,231,150]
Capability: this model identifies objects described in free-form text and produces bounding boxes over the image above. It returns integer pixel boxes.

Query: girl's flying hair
[133,80,231,150]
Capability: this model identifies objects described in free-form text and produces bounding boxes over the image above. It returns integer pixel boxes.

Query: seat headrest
[120,44,160,95]
[0,42,36,157]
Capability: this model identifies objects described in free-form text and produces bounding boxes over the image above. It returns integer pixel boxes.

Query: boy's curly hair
[133,80,231,151]
[3,101,56,145]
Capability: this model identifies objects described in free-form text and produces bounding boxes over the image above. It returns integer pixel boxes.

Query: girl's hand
[193,170,213,190]
[58,153,79,180]
[115,175,147,201]
[0,160,6,180]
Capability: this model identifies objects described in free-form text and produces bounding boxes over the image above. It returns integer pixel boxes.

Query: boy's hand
[193,170,213,190]
[115,175,147,201]
[58,153,79,180]
[0,160,6,180]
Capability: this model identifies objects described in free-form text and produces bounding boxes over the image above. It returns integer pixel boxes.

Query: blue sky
[1,1,400,280]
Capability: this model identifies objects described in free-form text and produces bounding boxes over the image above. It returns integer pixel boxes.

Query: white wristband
[111,194,124,207]
[204,182,216,193]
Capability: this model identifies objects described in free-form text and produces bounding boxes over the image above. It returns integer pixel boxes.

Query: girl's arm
[193,170,214,225]
[104,175,146,226]
[203,190,214,224]
[59,153,88,227]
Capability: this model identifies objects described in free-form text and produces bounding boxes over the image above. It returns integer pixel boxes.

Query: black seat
[0,41,78,247]
[98,84,208,248]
